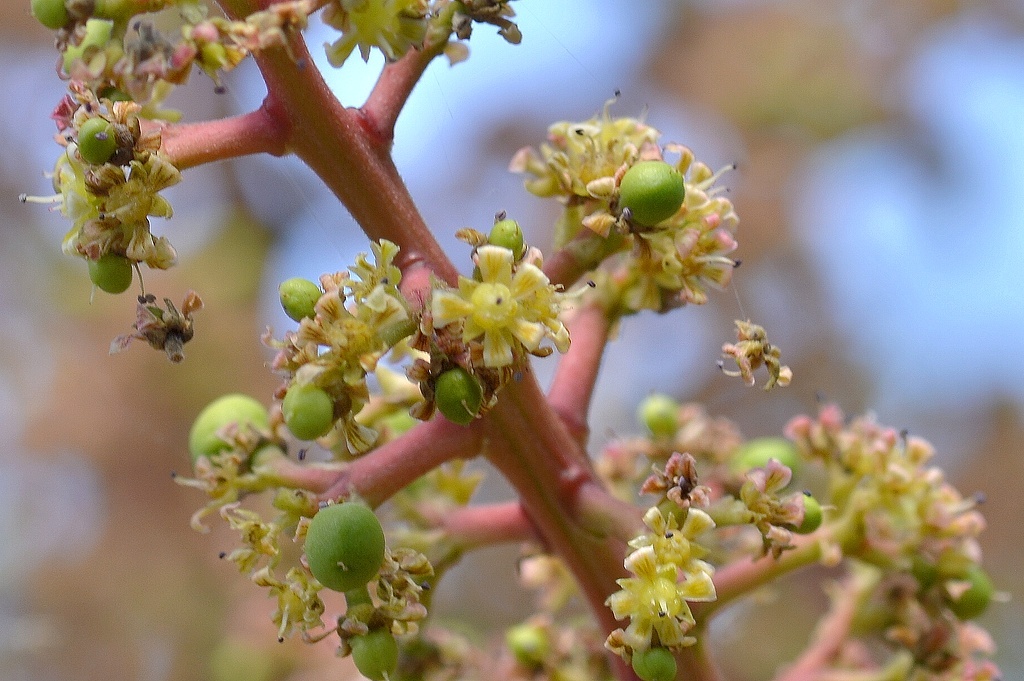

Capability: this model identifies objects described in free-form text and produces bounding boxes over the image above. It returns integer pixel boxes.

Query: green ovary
[470,282,518,331]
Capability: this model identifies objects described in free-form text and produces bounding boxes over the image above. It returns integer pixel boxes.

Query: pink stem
[257,41,458,282]
[159,105,287,170]
[262,457,341,493]
[435,501,535,548]
[775,574,860,681]
[696,534,823,622]
[362,46,445,144]
[547,301,611,445]
[319,417,481,506]
[571,479,644,543]
[482,372,629,651]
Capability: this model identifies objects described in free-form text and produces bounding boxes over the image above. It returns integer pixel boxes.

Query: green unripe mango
[631,647,677,681]
[350,628,398,681]
[282,383,335,440]
[637,393,679,438]
[278,277,321,322]
[618,160,685,227]
[731,437,801,478]
[434,367,483,426]
[188,394,270,462]
[78,117,118,165]
[505,622,550,667]
[794,492,823,534]
[88,253,133,293]
[946,566,994,620]
[305,502,386,593]
[488,219,526,259]
[31,0,68,29]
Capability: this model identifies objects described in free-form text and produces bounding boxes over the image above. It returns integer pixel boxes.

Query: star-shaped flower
[431,245,569,368]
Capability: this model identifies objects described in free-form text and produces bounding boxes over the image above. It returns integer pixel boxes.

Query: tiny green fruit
[794,492,823,534]
[505,623,550,667]
[631,647,677,681]
[31,0,68,29]
[99,86,131,103]
[62,18,114,72]
[732,437,801,478]
[910,555,939,590]
[434,367,483,426]
[188,394,270,462]
[77,117,118,165]
[278,277,321,322]
[282,383,335,440]
[350,628,399,681]
[305,502,386,593]
[488,219,526,258]
[93,0,134,20]
[88,253,133,294]
[946,566,994,620]
[618,160,685,227]
[637,394,678,438]
[344,584,373,609]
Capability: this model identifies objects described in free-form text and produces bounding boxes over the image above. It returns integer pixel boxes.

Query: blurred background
[1,0,1022,679]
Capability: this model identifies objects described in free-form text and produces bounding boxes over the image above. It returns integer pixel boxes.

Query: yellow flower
[57,151,181,268]
[252,567,326,641]
[510,100,660,200]
[607,546,696,650]
[322,0,428,66]
[605,507,717,653]
[431,245,569,368]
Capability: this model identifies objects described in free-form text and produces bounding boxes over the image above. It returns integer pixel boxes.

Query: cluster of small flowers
[178,417,435,652]
[511,102,739,314]
[50,0,314,109]
[268,240,415,453]
[323,0,522,67]
[785,405,1000,679]
[589,395,999,678]
[429,243,569,370]
[219,492,328,642]
[24,84,180,275]
[605,506,717,657]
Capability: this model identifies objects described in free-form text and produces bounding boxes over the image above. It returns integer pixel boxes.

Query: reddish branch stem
[696,534,823,622]
[548,301,612,445]
[160,106,287,170]
[319,416,481,506]
[571,479,644,543]
[775,574,860,681]
[482,372,628,642]
[434,501,536,548]
[260,42,458,282]
[362,47,445,143]
[169,12,640,679]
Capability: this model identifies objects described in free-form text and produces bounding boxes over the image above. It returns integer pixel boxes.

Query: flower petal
[431,290,474,327]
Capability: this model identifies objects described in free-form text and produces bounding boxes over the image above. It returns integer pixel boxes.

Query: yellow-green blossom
[252,566,326,641]
[57,149,180,268]
[221,503,281,574]
[431,245,569,368]
[269,241,411,453]
[606,507,716,654]
[322,0,429,66]
[510,101,659,200]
